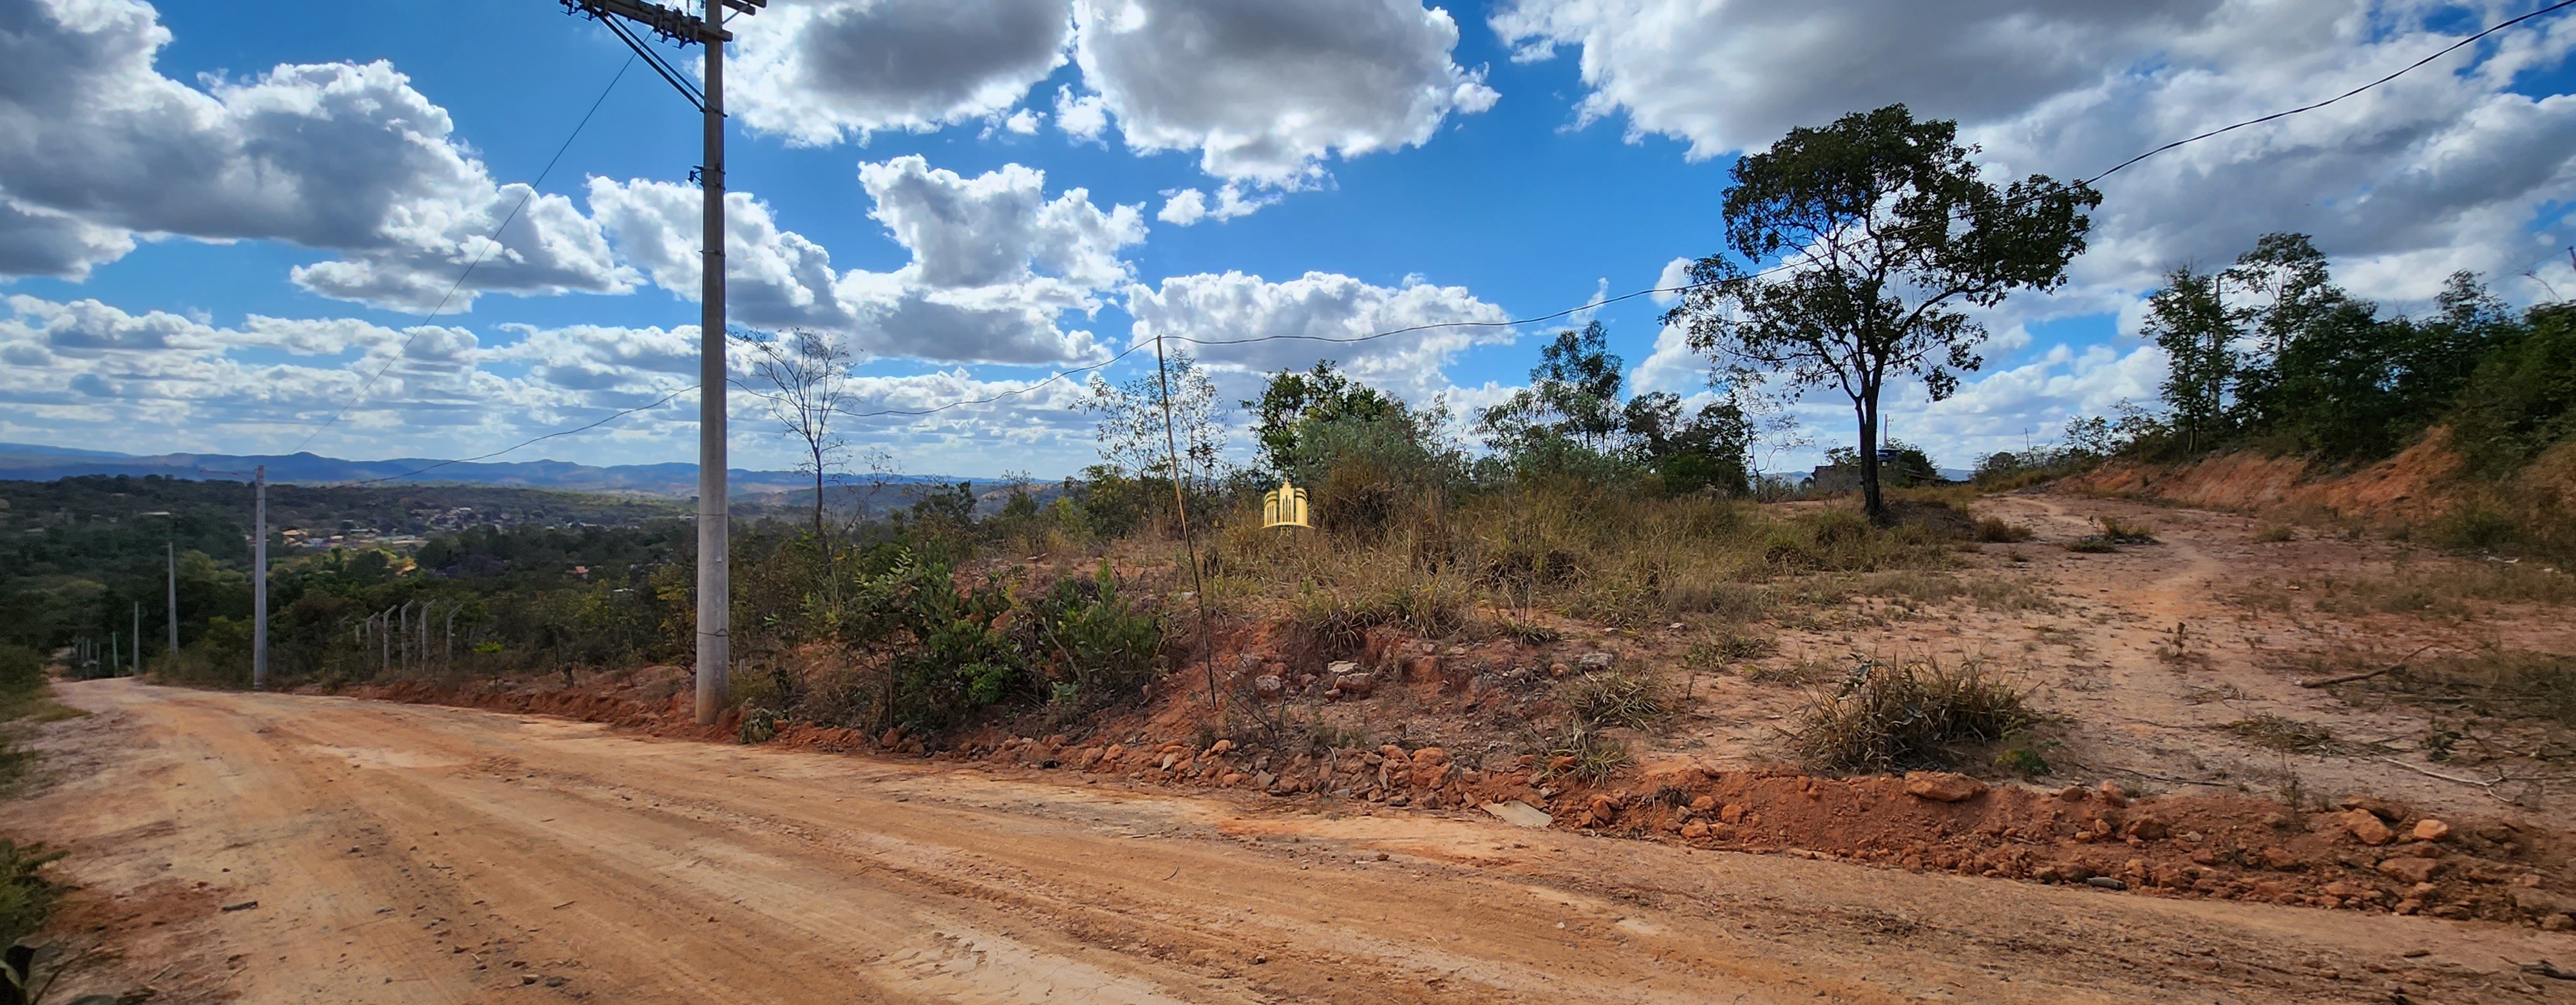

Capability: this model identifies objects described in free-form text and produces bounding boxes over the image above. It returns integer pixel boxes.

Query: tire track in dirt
[14,680,2573,1004]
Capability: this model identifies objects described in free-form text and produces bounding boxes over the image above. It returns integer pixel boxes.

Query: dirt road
[16,680,2570,1004]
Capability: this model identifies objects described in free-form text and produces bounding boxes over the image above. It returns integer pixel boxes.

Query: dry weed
[1564,669,1665,730]
[1792,655,2039,772]
[1973,517,2034,542]
[2219,714,2345,754]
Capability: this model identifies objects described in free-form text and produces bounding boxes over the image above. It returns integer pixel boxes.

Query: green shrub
[0,839,62,949]
[737,707,779,745]
[1016,562,1162,700]
[2450,305,2576,476]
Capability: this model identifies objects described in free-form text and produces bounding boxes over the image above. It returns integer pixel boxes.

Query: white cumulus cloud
[0,0,630,309]
[727,0,1075,144]
[591,156,1144,365]
[1493,0,2576,307]
[1125,270,1512,397]
[1070,0,1499,186]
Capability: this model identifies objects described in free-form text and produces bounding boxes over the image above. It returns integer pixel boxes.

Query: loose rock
[2376,857,2441,885]
[2342,809,2394,847]
[2412,818,2451,843]
[1902,772,1988,803]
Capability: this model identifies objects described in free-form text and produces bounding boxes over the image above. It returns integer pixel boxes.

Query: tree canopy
[1665,104,2099,519]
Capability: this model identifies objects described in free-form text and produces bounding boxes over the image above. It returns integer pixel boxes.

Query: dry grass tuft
[1537,722,1630,783]
[2219,714,2342,754]
[1792,655,2038,772]
[1564,669,1665,730]
[1208,482,1955,634]
[1973,517,2034,542]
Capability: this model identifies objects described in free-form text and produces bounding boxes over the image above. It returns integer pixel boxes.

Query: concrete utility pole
[166,539,178,658]
[562,0,762,724]
[131,602,140,675]
[252,466,269,690]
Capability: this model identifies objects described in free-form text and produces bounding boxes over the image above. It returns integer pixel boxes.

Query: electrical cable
[287,53,636,455]
[364,0,2576,459]
[598,12,703,111]
[833,342,1152,419]
[350,384,697,485]
[2082,0,2576,187]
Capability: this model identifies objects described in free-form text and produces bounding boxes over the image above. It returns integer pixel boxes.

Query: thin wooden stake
[1153,331,1222,718]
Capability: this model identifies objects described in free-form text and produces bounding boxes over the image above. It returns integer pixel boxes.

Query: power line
[289,53,636,455]
[348,384,696,485]
[835,342,1152,419]
[355,0,2573,456]
[2083,0,2576,187]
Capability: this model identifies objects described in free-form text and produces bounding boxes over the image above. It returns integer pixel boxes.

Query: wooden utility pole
[562,0,762,725]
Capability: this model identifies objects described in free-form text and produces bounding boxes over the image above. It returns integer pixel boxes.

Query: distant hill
[0,443,979,499]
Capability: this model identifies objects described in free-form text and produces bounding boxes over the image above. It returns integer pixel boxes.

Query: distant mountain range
[0,443,976,498]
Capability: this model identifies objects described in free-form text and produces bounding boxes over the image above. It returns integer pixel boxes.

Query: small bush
[0,647,41,699]
[0,839,63,949]
[1994,728,2057,778]
[737,707,779,745]
[1017,562,1162,700]
[1706,631,1772,661]
[2064,537,2120,553]
[2253,524,2296,543]
[1972,517,2032,543]
[1792,655,2038,772]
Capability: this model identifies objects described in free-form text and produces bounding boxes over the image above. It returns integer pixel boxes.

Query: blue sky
[5,0,2574,479]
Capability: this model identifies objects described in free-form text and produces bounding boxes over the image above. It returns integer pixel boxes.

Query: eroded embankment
[2061,430,2467,521]
[334,668,2576,930]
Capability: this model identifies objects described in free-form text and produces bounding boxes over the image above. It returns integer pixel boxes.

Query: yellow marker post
[1262,478,1311,530]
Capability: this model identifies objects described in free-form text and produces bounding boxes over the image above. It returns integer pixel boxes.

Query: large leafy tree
[1665,104,2099,520]
[2205,234,2515,460]
[2142,267,2236,454]
[1477,321,1627,453]
[1244,359,1402,476]
[1475,321,1752,494]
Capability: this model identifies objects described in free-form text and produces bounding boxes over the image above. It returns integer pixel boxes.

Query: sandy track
[14,680,2569,1004]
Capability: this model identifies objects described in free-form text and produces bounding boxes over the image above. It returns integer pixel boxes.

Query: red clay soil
[2063,428,2465,522]
[334,660,2576,932]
